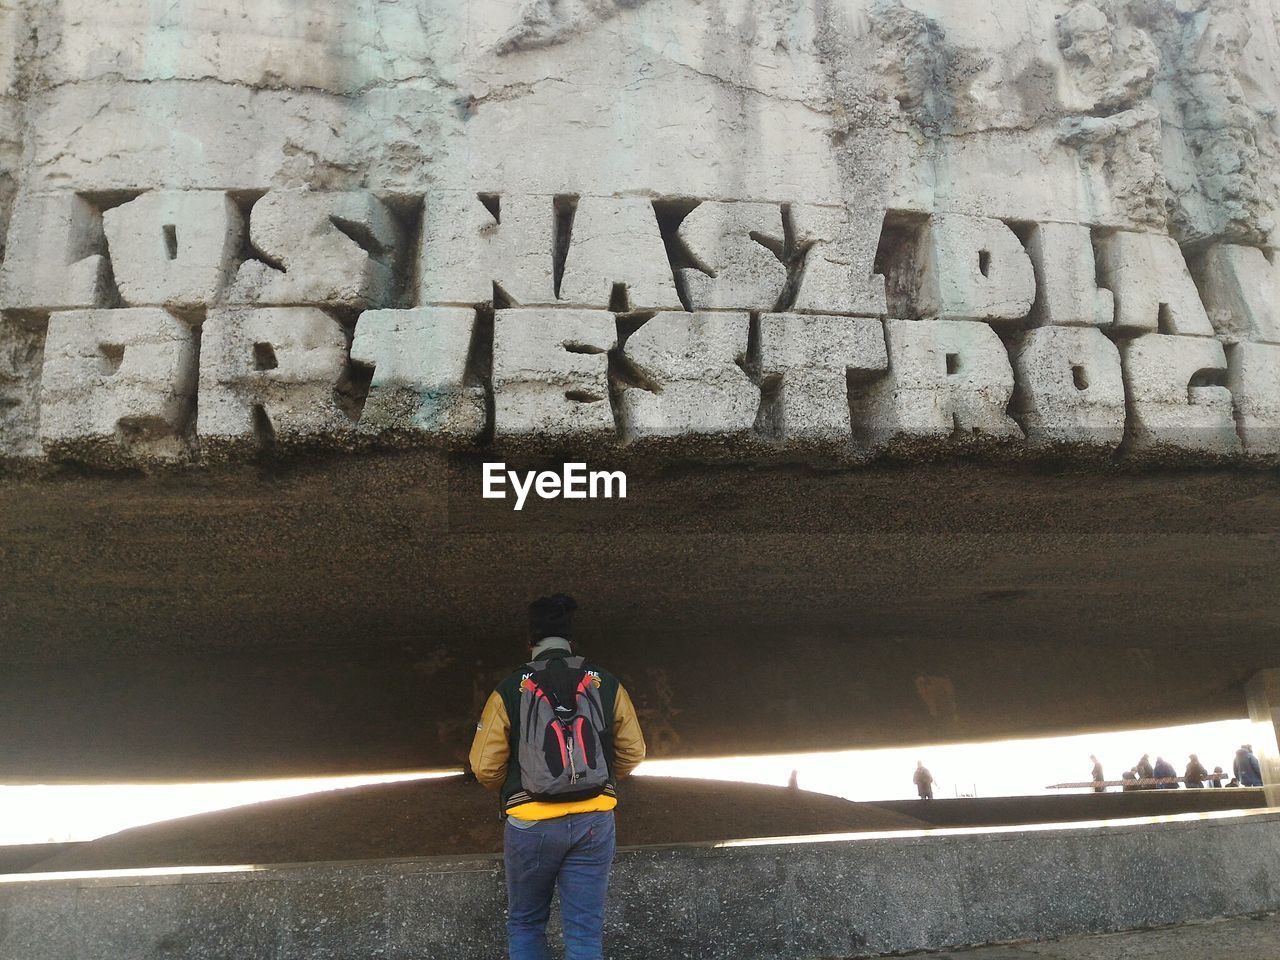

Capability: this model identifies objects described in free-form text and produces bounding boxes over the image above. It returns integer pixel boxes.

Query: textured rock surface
[676,201,789,312]
[1022,223,1114,329]
[1119,333,1241,459]
[1095,231,1215,337]
[928,913,1280,959]
[196,306,352,456]
[617,311,756,445]
[914,215,1037,324]
[39,308,197,462]
[1227,341,1280,456]
[227,190,403,309]
[862,318,1022,449]
[757,312,888,447]
[102,191,243,310]
[0,193,112,313]
[492,307,616,439]
[350,306,485,442]
[1011,326,1125,451]
[0,0,1276,467]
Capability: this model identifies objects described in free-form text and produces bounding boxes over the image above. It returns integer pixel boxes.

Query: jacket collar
[530,637,573,660]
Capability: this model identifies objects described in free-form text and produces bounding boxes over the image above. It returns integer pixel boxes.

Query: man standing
[1153,755,1179,788]
[470,594,647,960]
[1136,753,1154,788]
[913,761,935,800]
[1184,753,1208,789]
[1236,744,1264,787]
[1090,754,1105,793]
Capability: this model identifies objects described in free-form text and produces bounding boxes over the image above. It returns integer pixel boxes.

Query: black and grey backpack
[517,656,610,801]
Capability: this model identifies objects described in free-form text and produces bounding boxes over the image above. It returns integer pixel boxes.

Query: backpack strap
[523,656,591,723]
[526,656,586,671]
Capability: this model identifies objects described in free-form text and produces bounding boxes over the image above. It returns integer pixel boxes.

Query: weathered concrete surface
[0,1,1279,467]
[2,458,1279,780]
[1247,669,1280,806]
[926,912,1280,959]
[2,812,1278,959]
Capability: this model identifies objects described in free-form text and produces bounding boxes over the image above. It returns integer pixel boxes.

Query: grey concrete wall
[0,844,79,875]
[1247,669,1280,806]
[5,0,1280,472]
[3,812,1278,960]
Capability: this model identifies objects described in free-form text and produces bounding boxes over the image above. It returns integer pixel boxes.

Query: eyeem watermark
[482,462,628,511]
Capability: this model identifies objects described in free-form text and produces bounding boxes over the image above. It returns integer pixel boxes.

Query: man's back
[468,594,646,960]
[470,648,646,819]
[1241,750,1263,787]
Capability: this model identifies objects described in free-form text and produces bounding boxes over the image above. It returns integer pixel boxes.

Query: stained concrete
[926,912,1280,958]
[2,811,1277,960]
[4,1,1280,469]
[2,457,1279,780]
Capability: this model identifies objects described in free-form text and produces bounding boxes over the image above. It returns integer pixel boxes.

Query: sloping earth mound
[24,776,928,872]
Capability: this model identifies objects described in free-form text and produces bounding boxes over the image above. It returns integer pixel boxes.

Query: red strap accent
[574,672,595,706]
[552,720,568,769]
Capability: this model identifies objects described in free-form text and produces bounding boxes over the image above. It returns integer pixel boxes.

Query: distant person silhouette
[1211,766,1225,788]
[914,761,935,800]
[787,769,799,790]
[1235,745,1263,787]
[1090,755,1105,793]
[1153,756,1178,788]
[1184,754,1208,789]
[1136,753,1154,788]
[1121,769,1139,791]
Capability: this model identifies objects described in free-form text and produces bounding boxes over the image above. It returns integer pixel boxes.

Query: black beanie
[529,593,577,642]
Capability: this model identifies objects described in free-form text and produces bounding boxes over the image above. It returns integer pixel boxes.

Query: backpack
[517,656,610,801]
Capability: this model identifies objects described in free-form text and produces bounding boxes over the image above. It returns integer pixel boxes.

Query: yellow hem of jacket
[506,794,618,821]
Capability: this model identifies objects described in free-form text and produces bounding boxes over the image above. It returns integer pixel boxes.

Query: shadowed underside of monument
[1,455,1276,780]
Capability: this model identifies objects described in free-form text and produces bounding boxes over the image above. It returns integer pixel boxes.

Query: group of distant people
[1091,745,1264,792]
[913,744,1264,802]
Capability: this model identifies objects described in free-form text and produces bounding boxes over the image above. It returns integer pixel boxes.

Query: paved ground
[920,912,1279,958]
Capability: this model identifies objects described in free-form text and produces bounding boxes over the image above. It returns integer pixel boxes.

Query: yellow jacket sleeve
[611,684,647,778]
[468,690,510,790]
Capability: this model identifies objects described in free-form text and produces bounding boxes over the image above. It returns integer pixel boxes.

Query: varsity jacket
[469,647,647,820]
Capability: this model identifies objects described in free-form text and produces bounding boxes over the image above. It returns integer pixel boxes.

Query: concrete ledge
[2,810,1278,959]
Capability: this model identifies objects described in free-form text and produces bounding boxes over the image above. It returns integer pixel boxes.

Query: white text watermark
[482,462,627,511]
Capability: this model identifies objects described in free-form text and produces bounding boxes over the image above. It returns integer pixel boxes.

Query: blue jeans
[503,810,616,960]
